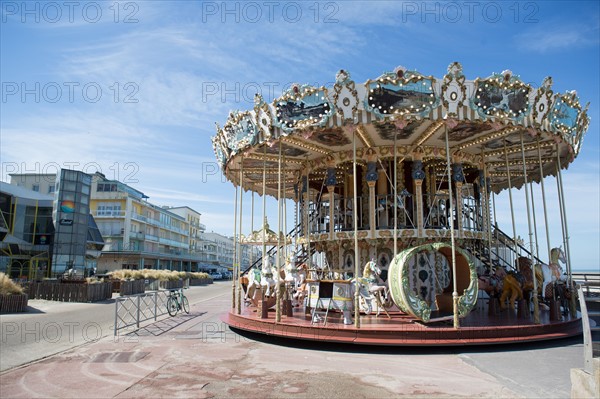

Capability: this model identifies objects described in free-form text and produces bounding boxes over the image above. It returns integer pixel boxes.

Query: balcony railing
[93,210,126,218]
[129,231,145,240]
[131,213,188,235]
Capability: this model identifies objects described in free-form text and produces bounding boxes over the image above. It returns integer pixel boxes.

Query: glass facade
[51,169,92,276]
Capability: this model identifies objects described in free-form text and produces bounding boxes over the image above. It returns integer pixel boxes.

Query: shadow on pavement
[126,312,207,337]
[229,326,584,356]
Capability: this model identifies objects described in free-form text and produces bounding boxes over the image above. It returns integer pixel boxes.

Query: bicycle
[167,289,190,316]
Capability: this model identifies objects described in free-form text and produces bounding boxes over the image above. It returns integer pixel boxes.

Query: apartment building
[165,206,206,255]
[6,171,250,275]
[9,173,56,195]
[199,231,262,272]
[90,173,203,273]
[1,169,104,279]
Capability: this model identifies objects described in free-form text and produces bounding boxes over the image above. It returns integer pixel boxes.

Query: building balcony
[145,234,159,242]
[93,210,126,218]
[131,213,148,223]
[129,231,145,240]
[159,237,189,249]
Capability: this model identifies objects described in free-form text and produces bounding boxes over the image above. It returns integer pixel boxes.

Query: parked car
[210,272,222,280]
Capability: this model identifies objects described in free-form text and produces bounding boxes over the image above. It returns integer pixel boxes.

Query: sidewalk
[0,290,586,398]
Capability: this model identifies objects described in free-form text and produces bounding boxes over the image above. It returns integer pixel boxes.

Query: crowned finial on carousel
[336,69,350,84]
[541,76,553,91]
[447,61,463,77]
[393,65,407,79]
[254,92,264,107]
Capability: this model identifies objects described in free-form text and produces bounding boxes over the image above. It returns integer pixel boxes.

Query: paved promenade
[0,282,589,398]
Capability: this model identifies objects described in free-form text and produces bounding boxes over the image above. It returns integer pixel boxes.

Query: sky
[1,1,599,271]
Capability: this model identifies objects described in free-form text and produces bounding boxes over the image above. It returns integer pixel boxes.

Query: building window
[32,184,39,192]
[97,204,122,216]
[97,183,117,192]
[48,185,55,194]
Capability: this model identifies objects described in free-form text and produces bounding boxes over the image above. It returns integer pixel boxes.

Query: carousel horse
[244,266,262,303]
[283,255,299,291]
[499,270,531,310]
[499,256,536,310]
[534,247,568,299]
[351,259,390,316]
[478,267,507,298]
[292,262,308,305]
[260,256,277,297]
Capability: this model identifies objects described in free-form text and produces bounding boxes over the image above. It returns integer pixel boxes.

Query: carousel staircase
[241,208,319,276]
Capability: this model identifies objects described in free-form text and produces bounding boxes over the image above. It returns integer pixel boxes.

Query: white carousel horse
[535,247,568,299]
[244,267,262,303]
[283,255,299,287]
[351,259,390,316]
[260,256,277,297]
[292,262,308,304]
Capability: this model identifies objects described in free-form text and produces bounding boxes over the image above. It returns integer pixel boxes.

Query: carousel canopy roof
[212,63,590,197]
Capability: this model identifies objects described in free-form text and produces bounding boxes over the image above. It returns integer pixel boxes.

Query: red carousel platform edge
[222,305,583,346]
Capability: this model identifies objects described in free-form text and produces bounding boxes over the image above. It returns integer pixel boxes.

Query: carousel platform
[223,302,583,347]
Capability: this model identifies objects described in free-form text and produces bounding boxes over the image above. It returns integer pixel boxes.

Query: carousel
[212,62,590,345]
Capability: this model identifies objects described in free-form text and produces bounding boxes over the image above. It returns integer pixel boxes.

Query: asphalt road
[0,280,591,398]
[0,280,231,372]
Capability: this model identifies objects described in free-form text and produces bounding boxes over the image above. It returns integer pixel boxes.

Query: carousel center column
[366,151,378,236]
[411,157,425,237]
[326,162,337,241]
[452,162,465,237]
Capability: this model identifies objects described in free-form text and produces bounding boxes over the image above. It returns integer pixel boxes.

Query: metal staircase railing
[460,202,545,272]
[240,206,319,276]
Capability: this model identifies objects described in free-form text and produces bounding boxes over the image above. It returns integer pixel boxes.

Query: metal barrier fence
[114,289,180,335]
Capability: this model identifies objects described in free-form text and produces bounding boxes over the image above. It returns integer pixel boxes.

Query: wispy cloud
[515,22,600,53]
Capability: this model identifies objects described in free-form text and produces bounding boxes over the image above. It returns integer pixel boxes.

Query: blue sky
[1,1,598,270]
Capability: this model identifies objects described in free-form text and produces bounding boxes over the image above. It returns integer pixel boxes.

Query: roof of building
[165,206,202,216]
[0,182,54,202]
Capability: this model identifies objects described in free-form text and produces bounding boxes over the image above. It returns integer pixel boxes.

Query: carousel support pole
[232,183,238,310]
[492,190,500,266]
[530,182,540,261]
[393,131,398,259]
[444,120,460,329]
[283,154,288,260]
[556,148,577,315]
[248,191,255,306]
[537,136,552,268]
[304,168,311,271]
[261,144,268,318]
[519,132,540,324]
[276,142,282,323]
[352,126,360,329]
[504,140,518,266]
[237,159,244,314]
[283,158,294,316]
[481,151,494,272]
